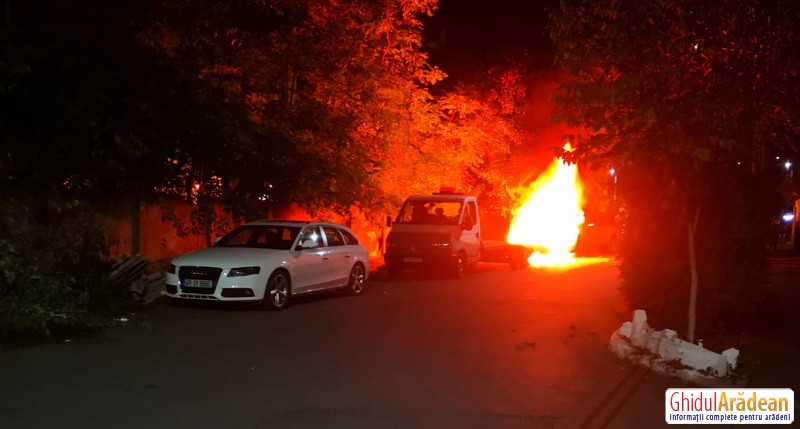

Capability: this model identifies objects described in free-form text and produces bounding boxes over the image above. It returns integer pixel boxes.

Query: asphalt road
[1,261,796,429]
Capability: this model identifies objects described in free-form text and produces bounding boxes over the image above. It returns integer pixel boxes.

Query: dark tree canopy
[2,0,529,235]
[550,0,800,334]
[139,0,525,218]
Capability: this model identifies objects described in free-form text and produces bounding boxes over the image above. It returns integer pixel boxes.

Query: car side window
[339,228,359,245]
[322,226,344,246]
[279,227,296,249]
[299,227,324,248]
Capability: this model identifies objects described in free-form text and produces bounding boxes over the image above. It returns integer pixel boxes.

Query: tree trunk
[131,198,141,256]
[205,220,212,249]
[687,207,700,343]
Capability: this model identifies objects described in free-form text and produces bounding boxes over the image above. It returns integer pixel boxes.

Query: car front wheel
[347,263,366,295]
[262,270,290,310]
[450,252,466,278]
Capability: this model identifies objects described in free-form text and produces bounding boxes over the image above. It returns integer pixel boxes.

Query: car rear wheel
[509,246,530,270]
[347,263,366,295]
[262,270,290,310]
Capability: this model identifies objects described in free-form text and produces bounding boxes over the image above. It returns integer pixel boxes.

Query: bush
[616,163,780,339]
[0,240,81,340]
[0,204,116,343]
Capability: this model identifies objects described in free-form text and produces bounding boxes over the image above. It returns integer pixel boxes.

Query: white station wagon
[164,220,370,310]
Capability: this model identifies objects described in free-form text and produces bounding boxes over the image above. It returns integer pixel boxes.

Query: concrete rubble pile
[129,271,166,304]
[107,255,166,304]
[609,309,740,381]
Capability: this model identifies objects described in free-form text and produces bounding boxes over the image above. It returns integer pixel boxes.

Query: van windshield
[396,200,462,225]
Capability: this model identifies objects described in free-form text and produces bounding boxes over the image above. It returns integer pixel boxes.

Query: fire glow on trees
[507,144,586,267]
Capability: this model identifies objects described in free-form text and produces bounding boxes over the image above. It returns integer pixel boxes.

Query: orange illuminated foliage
[507,144,586,267]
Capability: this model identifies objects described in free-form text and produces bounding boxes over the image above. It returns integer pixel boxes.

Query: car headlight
[228,266,261,277]
[167,263,176,274]
[431,242,452,249]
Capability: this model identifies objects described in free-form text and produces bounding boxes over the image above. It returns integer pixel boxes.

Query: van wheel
[450,252,466,278]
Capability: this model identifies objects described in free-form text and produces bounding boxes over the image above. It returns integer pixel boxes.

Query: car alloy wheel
[347,264,366,295]
[263,270,290,310]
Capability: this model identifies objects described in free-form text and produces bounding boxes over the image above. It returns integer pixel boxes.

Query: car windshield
[215,225,301,250]
[396,200,462,225]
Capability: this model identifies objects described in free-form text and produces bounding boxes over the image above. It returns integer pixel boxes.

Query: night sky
[423,0,559,86]
[422,0,564,151]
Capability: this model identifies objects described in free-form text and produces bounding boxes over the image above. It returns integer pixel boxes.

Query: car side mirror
[461,221,473,231]
[386,215,394,227]
[300,238,319,249]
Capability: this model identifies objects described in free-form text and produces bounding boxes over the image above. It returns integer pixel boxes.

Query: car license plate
[403,257,422,263]
[184,279,213,288]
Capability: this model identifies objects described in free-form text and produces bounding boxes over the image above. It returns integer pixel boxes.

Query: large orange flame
[507,145,586,267]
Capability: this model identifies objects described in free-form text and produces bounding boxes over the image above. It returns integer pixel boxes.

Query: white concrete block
[712,355,728,376]
[608,331,632,358]
[609,310,740,382]
[630,331,648,348]
[722,348,740,370]
[659,338,682,361]
[662,329,677,340]
[678,341,729,377]
[646,331,662,354]
[631,309,648,336]
[619,321,632,338]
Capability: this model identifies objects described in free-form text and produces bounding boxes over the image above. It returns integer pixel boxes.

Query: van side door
[460,199,481,264]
